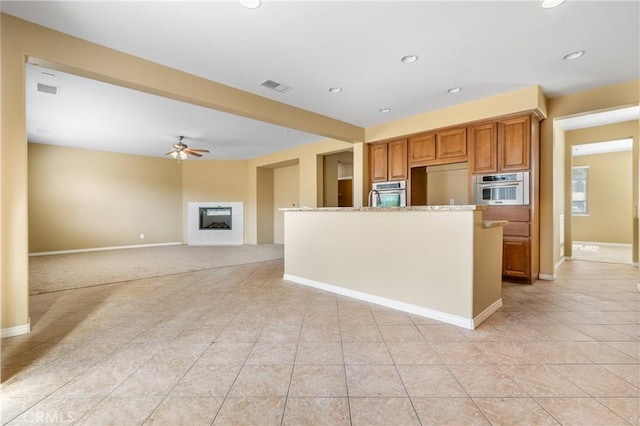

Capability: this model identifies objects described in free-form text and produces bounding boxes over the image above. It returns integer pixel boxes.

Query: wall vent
[37,83,60,95]
[260,79,292,93]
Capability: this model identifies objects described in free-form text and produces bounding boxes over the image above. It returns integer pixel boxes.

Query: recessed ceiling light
[401,55,419,64]
[563,50,585,61]
[379,107,391,113]
[447,87,462,94]
[541,0,565,8]
[239,0,261,9]
[328,87,342,94]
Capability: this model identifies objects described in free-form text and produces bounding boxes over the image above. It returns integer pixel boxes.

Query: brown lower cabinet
[484,206,537,283]
[503,237,530,279]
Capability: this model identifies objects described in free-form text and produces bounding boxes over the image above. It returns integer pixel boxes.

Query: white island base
[282,206,505,329]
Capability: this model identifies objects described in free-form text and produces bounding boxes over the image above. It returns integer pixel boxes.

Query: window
[572,166,588,214]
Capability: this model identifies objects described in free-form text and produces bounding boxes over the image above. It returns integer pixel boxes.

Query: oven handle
[477,181,521,187]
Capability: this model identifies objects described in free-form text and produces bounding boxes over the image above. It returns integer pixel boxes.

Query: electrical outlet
[139,233,145,239]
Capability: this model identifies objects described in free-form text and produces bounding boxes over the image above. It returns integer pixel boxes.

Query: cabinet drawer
[483,206,530,222]
[503,222,529,237]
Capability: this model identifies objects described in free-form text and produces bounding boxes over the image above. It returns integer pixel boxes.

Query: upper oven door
[473,173,529,206]
[478,182,523,205]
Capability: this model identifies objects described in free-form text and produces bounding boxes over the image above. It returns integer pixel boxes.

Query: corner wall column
[1,15,30,337]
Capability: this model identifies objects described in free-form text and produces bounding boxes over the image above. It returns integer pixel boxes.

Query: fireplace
[199,207,232,230]
[188,202,243,245]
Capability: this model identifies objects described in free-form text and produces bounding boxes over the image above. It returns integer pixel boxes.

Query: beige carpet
[571,241,633,265]
[29,244,284,295]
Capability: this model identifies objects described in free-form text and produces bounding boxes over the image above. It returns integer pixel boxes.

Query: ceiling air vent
[37,82,60,95]
[260,79,292,93]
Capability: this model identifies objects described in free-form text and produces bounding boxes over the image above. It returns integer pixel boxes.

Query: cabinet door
[437,128,467,161]
[387,139,408,181]
[469,122,497,174]
[408,133,436,166]
[499,116,530,171]
[503,237,530,279]
[369,143,388,182]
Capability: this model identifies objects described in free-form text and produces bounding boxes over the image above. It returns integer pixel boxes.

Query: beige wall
[181,160,248,241]
[473,220,503,317]
[366,85,546,141]
[256,167,274,244]
[246,139,355,244]
[273,164,299,244]
[426,163,469,206]
[571,151,633,244]
[28,144,183,252]
[284,209,503,327]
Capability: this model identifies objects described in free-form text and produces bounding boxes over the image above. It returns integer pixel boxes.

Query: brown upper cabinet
[408,127,467,167]
[370,139,408,182]
[469,122,498,174]
[499,116,530,171]
[469,115,531,174]
[437,128,467,162]
[370,143,388,182]
[408,133,436,166]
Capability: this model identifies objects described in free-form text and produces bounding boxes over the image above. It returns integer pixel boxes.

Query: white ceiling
[26,64,321,159]
[572,138,633,157]
[556,106,640,131]
[2,0,639,160]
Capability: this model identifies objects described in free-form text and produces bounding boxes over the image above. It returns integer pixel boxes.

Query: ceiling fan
[165,136,210,159]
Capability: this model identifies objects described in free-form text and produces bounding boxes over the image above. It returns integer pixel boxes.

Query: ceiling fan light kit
[165,136,209,160]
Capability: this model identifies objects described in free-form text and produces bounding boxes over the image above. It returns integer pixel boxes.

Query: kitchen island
[281,205,506,329]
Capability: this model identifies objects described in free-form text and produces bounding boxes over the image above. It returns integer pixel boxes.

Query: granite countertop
[280,205,486,212]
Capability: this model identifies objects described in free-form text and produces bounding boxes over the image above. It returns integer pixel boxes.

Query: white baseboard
[1,323,31,338]
[538,257,564,280]
[283,274,486,330]
[473,299,503,328]
[29,242,183,256]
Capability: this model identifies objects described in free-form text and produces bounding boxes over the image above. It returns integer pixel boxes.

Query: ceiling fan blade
[187,148,210,153]
[185,150,203,157]
[164,150,177,155]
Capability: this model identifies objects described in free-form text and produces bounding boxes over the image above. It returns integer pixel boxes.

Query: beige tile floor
[1,259,638,425]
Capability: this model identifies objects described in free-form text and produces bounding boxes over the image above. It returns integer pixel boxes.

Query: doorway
[323,150,354,207]
[557,109,638,266]
[570,138,633,264]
